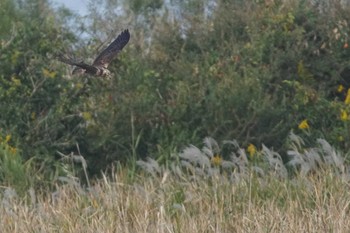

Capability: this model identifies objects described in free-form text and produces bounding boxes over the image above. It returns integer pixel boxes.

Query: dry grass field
[1,168,350,233]
[2,135,350,233]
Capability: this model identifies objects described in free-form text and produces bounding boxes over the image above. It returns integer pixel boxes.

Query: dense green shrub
[1,0,350,183]
[0,0,86,184]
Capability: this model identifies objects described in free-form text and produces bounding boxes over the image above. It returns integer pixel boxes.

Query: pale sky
[50,0,88,15]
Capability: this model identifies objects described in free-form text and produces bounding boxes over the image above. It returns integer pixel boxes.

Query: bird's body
[58,29,130,77]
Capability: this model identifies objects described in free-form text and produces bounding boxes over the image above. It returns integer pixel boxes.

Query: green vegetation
[1,0,350,230]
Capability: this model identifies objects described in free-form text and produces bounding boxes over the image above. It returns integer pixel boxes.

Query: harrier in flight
[58,29,130,77]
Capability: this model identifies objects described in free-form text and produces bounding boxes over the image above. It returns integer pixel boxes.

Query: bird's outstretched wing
[92,29,130,68]
[57,54,99,74]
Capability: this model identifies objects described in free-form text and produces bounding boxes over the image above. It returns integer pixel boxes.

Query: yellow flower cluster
[42,68,57,79]
[11,75,21,86]
[5,134,11,143]
[247,143,257,158]
[338,84,345,93]
[0,134,17,155]
[345,88,350,105]
[298,119,309,130]
[211,154,222,166]
[340,109,349,121]
[337,87,350,121]
[81,112,92,121]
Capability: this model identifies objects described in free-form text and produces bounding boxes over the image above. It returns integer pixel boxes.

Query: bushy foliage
[110,0,350,158]
[0,0,90,185]
[2,0,350,186]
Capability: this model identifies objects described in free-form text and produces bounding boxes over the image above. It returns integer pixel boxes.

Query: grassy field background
[2,165,350,232]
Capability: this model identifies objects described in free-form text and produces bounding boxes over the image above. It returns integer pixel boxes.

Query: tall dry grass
[1,168,350,232]
[2,134,350,232]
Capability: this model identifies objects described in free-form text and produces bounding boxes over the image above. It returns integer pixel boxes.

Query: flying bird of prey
[58,29,130,77]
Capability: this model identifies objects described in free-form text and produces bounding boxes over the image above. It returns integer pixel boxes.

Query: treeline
[1,0,350,190]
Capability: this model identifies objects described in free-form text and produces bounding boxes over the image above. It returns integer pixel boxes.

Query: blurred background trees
[1,0,350,187]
